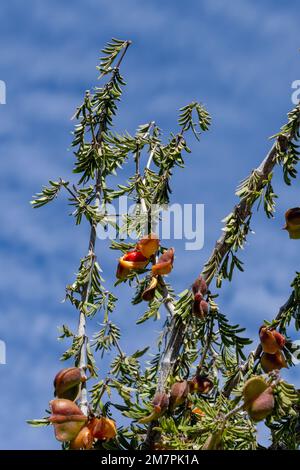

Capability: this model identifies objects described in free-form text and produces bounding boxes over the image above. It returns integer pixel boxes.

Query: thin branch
[143,130,292,447]
[158,278,176,318]
[202,138,287,284]
[76,41,132,414]
[201,402,245,450]
[60,181,78,200]
[140,124,157,216]
[138,133,178,353]
[197,314,215,371]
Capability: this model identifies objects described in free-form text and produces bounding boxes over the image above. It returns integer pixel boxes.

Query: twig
[158,135,289,382]
[201,138,287,284]
[143,131,292,447]
[201,402,245,450]
[138,138,178,389]
[76,41,132,415]
[140,125,157,216]
[197,315,215,371]
[223,402,245,421]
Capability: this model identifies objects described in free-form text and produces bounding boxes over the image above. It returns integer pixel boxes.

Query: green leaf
[131,347,149,359]
[27,419,50,427]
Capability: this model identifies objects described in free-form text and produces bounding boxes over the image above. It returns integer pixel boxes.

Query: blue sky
[0,0,300,449]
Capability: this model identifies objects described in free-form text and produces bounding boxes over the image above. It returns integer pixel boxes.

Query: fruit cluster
[140,373,214,423]
[259,326,287,373]
[49,367,116,449]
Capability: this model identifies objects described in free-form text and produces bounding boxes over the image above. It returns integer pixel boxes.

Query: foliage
[29,38,300,451]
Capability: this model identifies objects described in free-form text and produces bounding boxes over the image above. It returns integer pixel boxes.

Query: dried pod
[243,376,275,422]
[261,351,287,372]
[169,381,190,410]
[189,375,213,395]
[283,208,300,239]
[152,248,174,276]
[192,276,208,297]
[152,392,169,414]
[70,426,93,450]
[139,392,169,423]
[49,399,87,442]
[136,233,159,258]
[192,299,209,319]
[194,292,203,303]
[259,326,285,354]
[54,367,84,401]
[116,250,148,279]
[142,276,158,302]
[88,417,117,441]
[192,276,209,319]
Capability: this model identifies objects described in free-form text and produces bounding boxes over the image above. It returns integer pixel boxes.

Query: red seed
[123,251,148,262]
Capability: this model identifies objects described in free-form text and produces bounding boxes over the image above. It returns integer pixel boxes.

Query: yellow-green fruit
[243,377,275,422]
[243,376,268,404]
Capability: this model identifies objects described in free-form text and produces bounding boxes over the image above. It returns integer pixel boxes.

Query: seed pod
[49,399,87,442]
[243,376,268,404]
[88,417,117,441]
[169,381,189,410]
[70,426,93,450]
[247,387,275,422]
[261,351,287,372]
[136,233,159,258]
[194,292,203,303]
[192,299,209,319]
[139,392,169,423]
[192,276,209,319]
[192,276,208,297]
[189,375,213,395]
[116,250,148,279]
[152,248,174,276]
[54,367,84,401]
[259,326,285,354]
[142,276,158,302]
[283,208,300,239]
[153,392,169,414]
[243,376,275,422]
